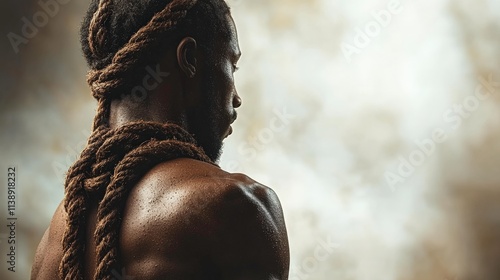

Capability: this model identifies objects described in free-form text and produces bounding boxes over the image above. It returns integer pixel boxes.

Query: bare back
[31,158,289,280]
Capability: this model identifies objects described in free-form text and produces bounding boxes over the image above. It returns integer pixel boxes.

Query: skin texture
[31,14,290,280]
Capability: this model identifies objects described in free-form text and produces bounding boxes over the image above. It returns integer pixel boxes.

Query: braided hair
[59,1,231,279]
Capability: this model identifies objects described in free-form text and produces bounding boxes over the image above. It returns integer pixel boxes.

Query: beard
[186,68,225,164]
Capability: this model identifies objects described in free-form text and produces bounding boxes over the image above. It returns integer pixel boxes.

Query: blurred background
[1,0,500,279]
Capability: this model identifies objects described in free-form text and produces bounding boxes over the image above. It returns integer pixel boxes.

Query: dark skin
[31,15,290,280]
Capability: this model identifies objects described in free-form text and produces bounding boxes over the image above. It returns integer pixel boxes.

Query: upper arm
[31,227,50,279]
[209,183,290,280]
[31,202,65,280]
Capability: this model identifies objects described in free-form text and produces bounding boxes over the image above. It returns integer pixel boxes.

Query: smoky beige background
[1,0,500,279]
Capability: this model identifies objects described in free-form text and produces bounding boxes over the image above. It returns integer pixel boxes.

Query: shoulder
[138,158,284,220]
[131,157,280,206]
[121,158,289,278]
[124,158,286,232]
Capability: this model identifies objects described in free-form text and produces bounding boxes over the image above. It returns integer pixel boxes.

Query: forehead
[224,14,241,58]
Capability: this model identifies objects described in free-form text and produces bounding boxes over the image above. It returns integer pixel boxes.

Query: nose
[233,91,242,109]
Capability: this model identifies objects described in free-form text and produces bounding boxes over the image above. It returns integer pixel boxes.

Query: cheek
[216,63,236,108]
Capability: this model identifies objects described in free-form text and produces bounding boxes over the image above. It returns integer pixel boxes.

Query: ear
[176,37,198,78]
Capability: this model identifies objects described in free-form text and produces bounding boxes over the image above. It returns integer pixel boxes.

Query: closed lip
[225,112,237,138]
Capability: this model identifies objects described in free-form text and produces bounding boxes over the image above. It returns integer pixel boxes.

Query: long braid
[88,0,114,59]
[59,126,114,280]
[58,0,224,279]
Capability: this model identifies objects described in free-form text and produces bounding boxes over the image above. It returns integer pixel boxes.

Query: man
[31,0,290,279]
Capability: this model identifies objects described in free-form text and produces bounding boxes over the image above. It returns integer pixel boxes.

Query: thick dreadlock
[59,0,231,279]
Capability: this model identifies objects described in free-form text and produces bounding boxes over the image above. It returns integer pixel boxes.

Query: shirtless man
[31,0,289,279]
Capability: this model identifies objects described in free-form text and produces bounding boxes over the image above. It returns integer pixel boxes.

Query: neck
[108,95,187,130]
